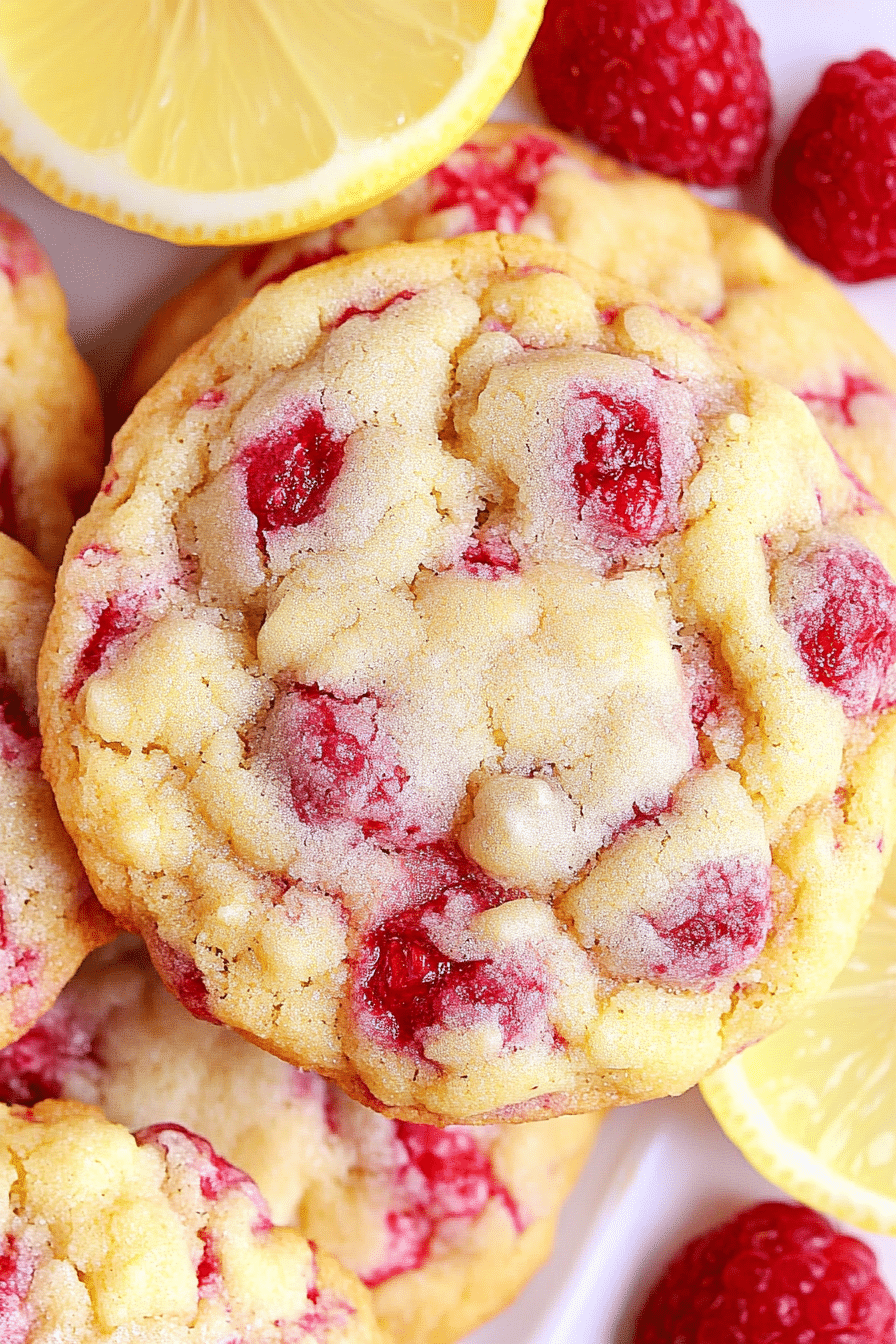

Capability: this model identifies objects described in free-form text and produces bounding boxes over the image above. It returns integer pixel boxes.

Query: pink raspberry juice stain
[779,540,896,717]
[0,211,45,286]
[267,684,434,848]
[799,372,888,428]
[0,1000,98,1105]
[364,1123,524,1286]
[354,843,554,1055]
[646,856,772,987]
[135,1123,272,1228]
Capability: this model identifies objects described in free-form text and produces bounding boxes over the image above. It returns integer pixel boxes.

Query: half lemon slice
[0,0,543,243]
[702,854,896,1234]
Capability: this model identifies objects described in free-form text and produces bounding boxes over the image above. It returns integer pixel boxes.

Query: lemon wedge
[702,853,896,1234]
[0,0,543,243]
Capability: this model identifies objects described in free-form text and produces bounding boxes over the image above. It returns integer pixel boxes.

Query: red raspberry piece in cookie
[368,1123,523,1286]
[356,844,553,1055]
[457,526,521,578]
[0,999,96,1106]
[262,685,438,848]
[634,1201,896,1344]
[773,50,896,282]
[0,1233,35,1344]
[530,0,771,187]
[645,856,772,987]
[775,540,896,718]
[429,133,561,232]
[66,589,149,699]
[570,387,680,545]
[242,399,347,545]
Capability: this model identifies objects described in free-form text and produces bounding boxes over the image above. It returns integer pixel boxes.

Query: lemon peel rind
[0,0,543,245]
[701,1060,896,1237]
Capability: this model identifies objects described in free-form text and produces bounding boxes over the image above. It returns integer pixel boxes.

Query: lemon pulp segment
[0,0,500,190]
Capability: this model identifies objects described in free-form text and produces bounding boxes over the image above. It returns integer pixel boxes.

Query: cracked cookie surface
[41,233,896,1123]
[0,936,598,1344]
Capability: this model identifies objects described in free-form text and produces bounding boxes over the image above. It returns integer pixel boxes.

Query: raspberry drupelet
[40,234,896,1126]
[0,937,599,1344]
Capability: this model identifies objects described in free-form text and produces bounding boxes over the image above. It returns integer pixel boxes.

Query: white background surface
[1,2,895,1340]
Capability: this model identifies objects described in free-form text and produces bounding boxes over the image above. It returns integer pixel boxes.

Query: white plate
[1,3,894,1338]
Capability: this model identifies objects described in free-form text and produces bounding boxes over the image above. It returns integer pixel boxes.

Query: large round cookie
[0,209,104,569]
[117,123,896,524]
[39,234,896,1124]
[0,533,113,1048]
[0,937,599,1344]
[0,1097,384,1343]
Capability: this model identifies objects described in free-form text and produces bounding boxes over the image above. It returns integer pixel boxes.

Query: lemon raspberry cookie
[0,937,599,1344]
[0,533,112,1049]
[117,121,724,418]
[118,123,896,531]
[39,234,896,1123]
[0,209,103,569]
[0,1097,384,1343]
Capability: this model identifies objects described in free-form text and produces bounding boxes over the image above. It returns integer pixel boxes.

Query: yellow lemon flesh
[0,0,543,243]
[702,853,896,1234]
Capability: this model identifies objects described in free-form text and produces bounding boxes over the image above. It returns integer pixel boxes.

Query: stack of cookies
[3,124,896,1342]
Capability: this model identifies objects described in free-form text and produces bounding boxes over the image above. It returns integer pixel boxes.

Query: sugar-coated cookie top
[0,1098,384,1343]
[0,937,598,1344]
[40,234,896,1123]
[0,210,103,570]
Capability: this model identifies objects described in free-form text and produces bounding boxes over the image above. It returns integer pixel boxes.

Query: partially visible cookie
[0,1096,385,1343]
[0,533,113,1047]
[117,125,896,530]
[0,936,599,1344]
[705,205,896,516]
[39,234,896,1124]
[117,122,724,418]
[0,210,103,569]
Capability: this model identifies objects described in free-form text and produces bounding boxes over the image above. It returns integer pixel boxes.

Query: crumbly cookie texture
[0,1097,384,1344]
[0,210,103,570]
[117,123,896,529]
[40,233,896,1124]
[0,937,598,1344]
[0,534,113,1048]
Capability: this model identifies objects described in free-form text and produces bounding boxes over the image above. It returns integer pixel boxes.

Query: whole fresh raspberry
[530,0,772,187]
[634,1201,896,1344]
[772,51,896,282]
